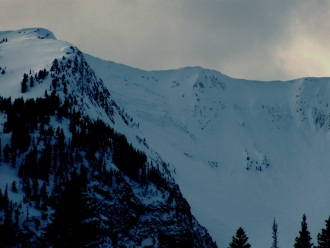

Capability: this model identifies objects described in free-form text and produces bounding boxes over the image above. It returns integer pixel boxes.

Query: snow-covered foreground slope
[86,54,330,247]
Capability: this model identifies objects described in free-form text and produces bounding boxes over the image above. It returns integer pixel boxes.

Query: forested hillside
[0,28,217,247]
[0,82,217,247]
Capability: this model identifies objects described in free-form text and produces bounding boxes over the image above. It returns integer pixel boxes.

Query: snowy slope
[0,28,62,98]
[85,54,330,247]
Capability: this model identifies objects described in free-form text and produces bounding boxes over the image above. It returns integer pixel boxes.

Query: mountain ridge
[84,41,330,247]
[1,28,330,247]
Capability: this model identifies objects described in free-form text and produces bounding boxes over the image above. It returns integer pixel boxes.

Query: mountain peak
[0,28,56,41]
[0,28,69,99]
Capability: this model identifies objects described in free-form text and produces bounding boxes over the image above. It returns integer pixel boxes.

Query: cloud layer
[1,1,330,80]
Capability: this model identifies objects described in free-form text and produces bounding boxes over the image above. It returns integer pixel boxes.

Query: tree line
[228,214,330,248]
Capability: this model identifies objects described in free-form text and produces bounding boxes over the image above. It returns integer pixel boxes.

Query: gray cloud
[1,1,330,80]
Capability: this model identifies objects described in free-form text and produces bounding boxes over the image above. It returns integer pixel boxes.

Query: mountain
[0,28,217,247]
[84,51,330,246]
[1,28,330,247]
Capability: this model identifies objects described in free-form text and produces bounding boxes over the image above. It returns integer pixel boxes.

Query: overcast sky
[1,1,330,81]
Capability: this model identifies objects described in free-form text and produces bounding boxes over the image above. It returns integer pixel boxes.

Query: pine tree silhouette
[271,218,279,248]
[294,214,313,248]
[228,227,251,248]
[315,216,330,248]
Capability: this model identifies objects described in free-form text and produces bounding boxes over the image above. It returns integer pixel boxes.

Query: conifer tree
[315,216,330,248]
[3,184,9,210]
[30,75,34,87]
[21,73,28,93]
[271,218,279,248]
[294,214,313,248]
[11,181,17,193]
[228,227,251,248]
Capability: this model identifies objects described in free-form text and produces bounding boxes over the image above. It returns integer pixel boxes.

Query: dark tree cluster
[37,69,48,80]
[42,169,101,247]
[0,38,8,44]
[1,93,60,162]
[50,58,72,94]
[0,90,178,246]
[112,133,147,181]
[50,57,72,78]
[0,185,24,247]
[148,163,169,190]
[1,91,167,187]
[20,69,48,93]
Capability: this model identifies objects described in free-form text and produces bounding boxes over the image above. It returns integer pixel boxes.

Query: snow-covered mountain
[0,28,217,247]
[1,28,330,247]
[85,52,330,247]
